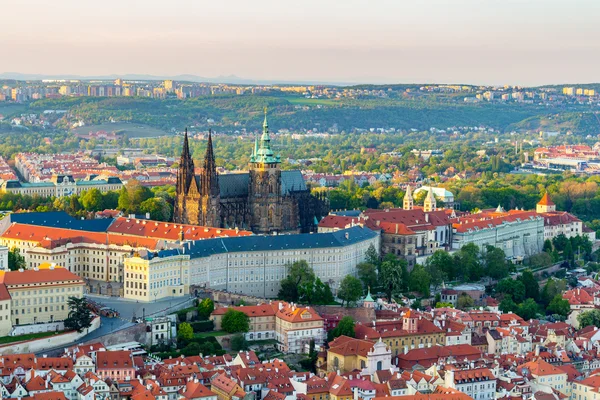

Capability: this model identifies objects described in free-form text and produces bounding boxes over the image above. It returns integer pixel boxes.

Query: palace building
[173,111,327,234]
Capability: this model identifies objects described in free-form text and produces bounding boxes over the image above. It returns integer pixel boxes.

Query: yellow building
[572,375,600,400]
[0,263,84,331]
[354,311,445,356]
[123,251,189,301]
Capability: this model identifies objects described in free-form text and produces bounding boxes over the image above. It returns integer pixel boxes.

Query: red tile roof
[108,217,252,241]
[0,265,84,286]
[96,351,134,370]
[538,193,555,206]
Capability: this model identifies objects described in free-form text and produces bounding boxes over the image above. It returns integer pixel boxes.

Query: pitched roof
[538,193,555,206]
[96,351,134,370]
[0,265,84,286]
[328,336,376,357]
[517,358,566,377]
[107,217,251,240]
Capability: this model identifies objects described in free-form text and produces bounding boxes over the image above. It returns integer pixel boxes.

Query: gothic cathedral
[173,111,328,234]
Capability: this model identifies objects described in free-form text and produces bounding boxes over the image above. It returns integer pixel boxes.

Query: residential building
[275,303,325,354]
[517,358,568,396]
[95,351,135,381]
[443,368,496,400]
[327,336,393,375]
[0,263,84,333]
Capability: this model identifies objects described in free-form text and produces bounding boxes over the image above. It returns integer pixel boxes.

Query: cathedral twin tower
[173,110,326,234]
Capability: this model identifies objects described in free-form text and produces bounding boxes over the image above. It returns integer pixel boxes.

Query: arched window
[333,357,339,369]
[377,361,383,371]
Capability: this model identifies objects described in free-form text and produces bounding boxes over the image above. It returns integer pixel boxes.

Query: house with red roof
[517,358,569,397]
[96,351,135,381]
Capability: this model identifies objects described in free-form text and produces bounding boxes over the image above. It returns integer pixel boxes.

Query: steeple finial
[263,107,268,130]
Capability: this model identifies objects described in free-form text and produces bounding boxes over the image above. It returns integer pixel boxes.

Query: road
[36,294,195,356]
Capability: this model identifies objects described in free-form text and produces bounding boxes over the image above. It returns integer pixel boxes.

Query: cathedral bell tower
[199,129,221,226]
[248,108,282,234]
[174,128,196,223]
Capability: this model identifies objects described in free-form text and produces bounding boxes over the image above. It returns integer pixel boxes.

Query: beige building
[211,304,277,341]
[0,223,162,284]
[0,263,84,334]
[0,176,122,198]
[571,375,600,400]
[210,301,325,353]
[123,251,188,302]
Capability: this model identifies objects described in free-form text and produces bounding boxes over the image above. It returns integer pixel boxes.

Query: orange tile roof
[0,265,84,286]
[328,336,376,357]
[108,217,252,241]
[538,193,555,206]
[518,358,566,377]
[2,223,161,250]
[276,304,323,324]
[453,211,540,234]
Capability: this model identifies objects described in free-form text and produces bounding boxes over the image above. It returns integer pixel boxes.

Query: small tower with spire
[403,185,414,210]
[537,192,556,213]
[423,186,436,212]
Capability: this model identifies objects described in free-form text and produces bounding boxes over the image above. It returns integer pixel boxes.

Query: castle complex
[173,111,327,233]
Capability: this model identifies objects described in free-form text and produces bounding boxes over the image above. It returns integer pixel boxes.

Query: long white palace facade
[0,212,379,301]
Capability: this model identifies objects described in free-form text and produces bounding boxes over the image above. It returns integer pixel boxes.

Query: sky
[2,0,599,86]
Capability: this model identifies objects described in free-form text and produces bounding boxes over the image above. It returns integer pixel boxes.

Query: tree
[482,245,510,280]
[118,179,153,214]
[356,262,377,291]
[313,278,335,305]
[140,197,171,221]
[408,264,431,297]
[435,302,454,308]
[424,250,451,289]
[517,298,540,320]
[338,275,363,307]
[177,322,194,343]
[496,278,526,303]
[79,188,104,212]
[499,296,518,313]
[181,342,201,356]
[457,292,474,310]
[380,257,404,301]
[552,234,569,252]
[547,295,570,318]
[197,298,215,320]
[454,243,483,281]
[329,316,355,341]
[519,270,539,301]
[221,309,250,333]
[7,247,25,271]
[64,297,93,333]
[365,244,380,266]
[278,260,315,303]
[578,309,600,328]
[541,278,567,307]
[231,334,249,351]
[543,239,553,253]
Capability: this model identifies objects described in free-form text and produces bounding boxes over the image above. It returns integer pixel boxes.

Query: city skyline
[2,0,600,86]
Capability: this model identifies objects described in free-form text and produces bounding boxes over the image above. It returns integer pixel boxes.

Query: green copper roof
[364,287,375,302]
[251,108,280,164]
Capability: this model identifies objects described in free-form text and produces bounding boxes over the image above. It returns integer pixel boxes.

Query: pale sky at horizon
[2,0,599,86]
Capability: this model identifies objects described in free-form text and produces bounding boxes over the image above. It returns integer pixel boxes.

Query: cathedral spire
[253,108,280,165]
[177,128,195,195]
[201,129,219,196]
